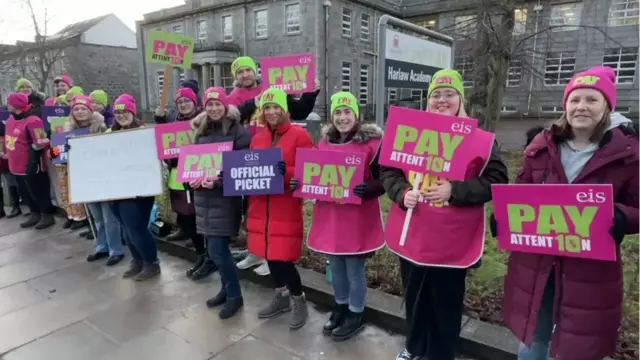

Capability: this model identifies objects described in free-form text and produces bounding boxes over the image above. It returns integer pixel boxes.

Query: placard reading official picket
[222,148,284,196]
[378,106,478,181]
[293,148,365,205]
[42,106,70,134]
[492,184,616,261]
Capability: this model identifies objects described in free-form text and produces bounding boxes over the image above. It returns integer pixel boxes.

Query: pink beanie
[174,88,197,105]
[7,92,29,112]
[563,66,617,110]
[114,94,136,115]
[71,95,93,111]
[202,87,229,109]
[54,74,72,87]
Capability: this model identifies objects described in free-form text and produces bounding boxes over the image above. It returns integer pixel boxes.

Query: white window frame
[507,60,523,87]
[359,64,369,106]
[415,19,436,30]
[388,88,397,102]
[222,16,233,42]
[609,0,639,26]
[172,24,183,34]
[540,106,563,113]
[179,71,185,83]
[196,20,207,41]
[255,9,268,39]
[501,106,518,113]
[513,8,528,35]
[544,52,576,86]
[410,90,423,101]
[342,8,353,38]
[615,106,631,113]
[157,71,164,99]
[453,15,477,37]
[550,2,583,31]
[221,63,235,93]
[285,3,301,34]
[341,61,352,92]
[454,56,474,88]
[602,47,638,84]
[360,13,370,42]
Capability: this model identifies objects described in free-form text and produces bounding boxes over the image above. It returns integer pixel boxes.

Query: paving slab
[0,212,476,359]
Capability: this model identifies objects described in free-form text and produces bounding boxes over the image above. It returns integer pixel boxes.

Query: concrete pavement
[0,213,475,360]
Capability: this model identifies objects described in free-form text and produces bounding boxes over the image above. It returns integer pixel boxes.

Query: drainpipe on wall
[324,0,331,121]
[526,1,543,115]
[373,11,378,121]
[243,0,248,55]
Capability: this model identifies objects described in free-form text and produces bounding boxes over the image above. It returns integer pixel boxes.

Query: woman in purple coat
[496,66,638,360]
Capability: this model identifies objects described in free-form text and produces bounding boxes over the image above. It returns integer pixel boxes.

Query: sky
[0,0,184,44]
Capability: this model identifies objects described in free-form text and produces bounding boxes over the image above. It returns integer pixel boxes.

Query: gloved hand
[214,171,224,189]
[610,206,627,245]
[277,161,286,176]
[489,213,497,238]
[50,146,61,159]
[62,143,70,152]
[353,182,369,198]
[289,178,299,192]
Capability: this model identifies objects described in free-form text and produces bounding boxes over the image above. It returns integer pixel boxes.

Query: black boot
[0,208,5,219]
[20,213,40,228]
[323,303,348,335]
[34,213,55,230]
[206,290,227,308]
[165,229,187,241]
[219,297,243,319]
[78,230,91,238]
[331,311,365,341]
[70,219,88,230]
[186,254,206,278]
[62,218,74,229]
[191,257,217,280]
[7,206,22,218]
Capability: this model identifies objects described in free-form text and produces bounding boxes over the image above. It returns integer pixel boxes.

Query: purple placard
[0,111,10,124]
[222,148,284,196]
[42,106,70,134]
[50,128,91,165]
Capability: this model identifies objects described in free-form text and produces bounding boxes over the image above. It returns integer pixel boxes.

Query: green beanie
[330,91,359,117]
[66,86,84,98]
[231,56,257,76]
[15,78,33,91]
[260,88,288,113]
[428,69,465,100]
[90,90,108,107]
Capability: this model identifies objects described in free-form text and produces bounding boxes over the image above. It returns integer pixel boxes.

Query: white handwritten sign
[68,127,163,203]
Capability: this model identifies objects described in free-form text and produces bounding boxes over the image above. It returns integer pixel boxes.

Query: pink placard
[492,184,616,262]
[378,106,478,181]
[293,148,365,205]
[176,142,233,182]
[154,121,196,160]
[259,53,315,94]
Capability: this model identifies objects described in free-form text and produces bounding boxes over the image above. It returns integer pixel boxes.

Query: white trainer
[253,262,271,276]
[236,254,264,270]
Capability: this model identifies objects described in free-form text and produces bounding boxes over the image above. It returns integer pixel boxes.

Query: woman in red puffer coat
[495,66,638,360]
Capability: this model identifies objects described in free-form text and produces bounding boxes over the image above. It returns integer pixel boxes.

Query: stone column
[202,63,211,88]
[213,64,222,87]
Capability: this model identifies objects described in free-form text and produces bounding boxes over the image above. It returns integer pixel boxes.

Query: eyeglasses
[176,99,192,105]
[429,92,458,100]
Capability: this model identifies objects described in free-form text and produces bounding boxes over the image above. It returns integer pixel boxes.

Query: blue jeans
[110,198,158,265]
[518,273,555,360]
[207,236,242,299]
[87,202,124,256]
[327,254,367,313]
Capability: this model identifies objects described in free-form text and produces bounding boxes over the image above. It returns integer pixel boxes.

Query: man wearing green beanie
[89,90,114,127]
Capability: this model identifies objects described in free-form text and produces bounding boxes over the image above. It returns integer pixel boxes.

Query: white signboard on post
[67,127,163,204]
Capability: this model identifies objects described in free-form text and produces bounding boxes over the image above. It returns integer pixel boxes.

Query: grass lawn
[157,150,638,359]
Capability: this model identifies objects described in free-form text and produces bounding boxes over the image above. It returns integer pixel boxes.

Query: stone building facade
[137,0,639,119]
[0,14,140,106]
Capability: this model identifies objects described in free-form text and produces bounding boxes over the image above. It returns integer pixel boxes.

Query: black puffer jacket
[190,111,251,236]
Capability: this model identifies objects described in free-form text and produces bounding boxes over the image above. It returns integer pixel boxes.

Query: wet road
[0,213,476,360]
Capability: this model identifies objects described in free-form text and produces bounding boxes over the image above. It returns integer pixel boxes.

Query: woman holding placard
[52,95,99,231]
[380,69,508,360]
[155,88,216,280]
[247,88,314,329]
[189,87,251,319]
[107,95,161,281]
[497,66,638,360]
[297,91,385,341]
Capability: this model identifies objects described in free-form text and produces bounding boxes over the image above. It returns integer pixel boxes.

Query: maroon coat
[502,125,638,360]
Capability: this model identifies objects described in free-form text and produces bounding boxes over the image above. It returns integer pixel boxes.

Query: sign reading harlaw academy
[384,29,452,89]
